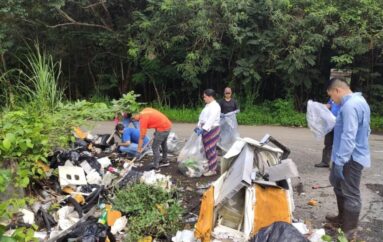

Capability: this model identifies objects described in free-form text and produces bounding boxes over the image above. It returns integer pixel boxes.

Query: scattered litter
[111,216,127,235]
[312,184,332,189]
[308,199,318,206]
[292,222,309,235]
[58,166,87,187]
[86,169,102,185]
[172,229,196,242]
[97,156,112,168]
[249,221,309,242]
[20,209,35,224]
[140,170,172,191]
[308,228,326,242]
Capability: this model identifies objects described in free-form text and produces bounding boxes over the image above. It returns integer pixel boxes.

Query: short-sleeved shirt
[122,128,149,145]
[218,99,238,114]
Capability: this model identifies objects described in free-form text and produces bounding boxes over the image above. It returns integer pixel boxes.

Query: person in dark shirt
[218,87,239,114]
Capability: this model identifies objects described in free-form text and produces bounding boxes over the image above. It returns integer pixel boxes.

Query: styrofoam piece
[97,157,111,168]
[58,166,87,187]
[86,170,102,185]
[266,159,299,182]
[80,161,93,174]
[172,230,196,242]
[102,171,117,186]
[57,206,74,220]
[212,225,245,242]
[20,209,35,224]
[34,232,48,240]
[308,229,326,242]
[111,216,128,235]
[292,222,309,235]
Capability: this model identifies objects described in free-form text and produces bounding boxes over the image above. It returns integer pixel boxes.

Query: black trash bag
[118,169,143,188]
[48,149,66,168]
[250,222,309,242]
[93,134,113,149]
[79,155,102,172]
[58,217,115,242]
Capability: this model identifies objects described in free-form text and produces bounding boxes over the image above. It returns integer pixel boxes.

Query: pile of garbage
[1,128,177,241]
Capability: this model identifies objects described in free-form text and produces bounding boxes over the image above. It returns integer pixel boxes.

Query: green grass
[160,99,383,131]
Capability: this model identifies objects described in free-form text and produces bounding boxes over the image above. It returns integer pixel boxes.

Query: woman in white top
[194,89,221,176]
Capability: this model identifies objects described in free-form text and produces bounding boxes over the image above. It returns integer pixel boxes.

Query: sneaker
[203,170,217,177]
[147,162,160,172]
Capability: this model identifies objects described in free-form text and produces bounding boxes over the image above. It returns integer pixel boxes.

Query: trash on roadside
[58,166,87,187]
[167,132,184,155]
[292,222,309,235]
[111,216,127,235]
[20,208,35,224]
[308,199,318,206]
[249,221,309,242]
[177,133,208,178]
[140,170,172,191]
[307,228,326,242]
[97,156,112,168]
[172,229,196,242]
[194,137,297,241]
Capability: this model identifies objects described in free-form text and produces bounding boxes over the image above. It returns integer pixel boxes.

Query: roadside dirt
[91,121,383,241]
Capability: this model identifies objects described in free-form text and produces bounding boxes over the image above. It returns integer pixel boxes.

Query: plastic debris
[172,230,196,242]
[308,229,326,242]
[111,216,127,235]
[140,170,172,191]
[292,222,309,235]
[20,209,35,224]
[86,170,102,185]
[308,199,318,206]
[97,157,112,168]
[58,166,87,187]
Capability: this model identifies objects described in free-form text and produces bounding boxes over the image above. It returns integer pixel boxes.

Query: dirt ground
[91,121,383,241]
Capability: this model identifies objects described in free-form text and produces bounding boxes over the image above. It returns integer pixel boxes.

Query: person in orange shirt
[133,108,172,170]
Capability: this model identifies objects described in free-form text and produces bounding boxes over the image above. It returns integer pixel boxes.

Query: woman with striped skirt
[194,89,221,176]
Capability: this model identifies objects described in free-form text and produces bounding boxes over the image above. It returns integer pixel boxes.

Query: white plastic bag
[177,133,207,177]
[306,100,336,139]
[218,111,240,152]
[167,132,184,155]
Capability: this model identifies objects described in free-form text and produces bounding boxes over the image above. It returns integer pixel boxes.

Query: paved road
[91,121,383,240]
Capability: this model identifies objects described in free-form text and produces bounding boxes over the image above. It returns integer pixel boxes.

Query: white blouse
[198,100,221,131]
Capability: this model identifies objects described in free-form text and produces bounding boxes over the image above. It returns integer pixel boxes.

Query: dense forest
[1,0,383,113]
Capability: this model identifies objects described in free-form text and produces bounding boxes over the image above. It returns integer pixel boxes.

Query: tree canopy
[1,0,383,112]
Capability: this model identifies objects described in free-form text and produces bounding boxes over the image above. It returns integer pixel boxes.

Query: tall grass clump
[19,44,64,111]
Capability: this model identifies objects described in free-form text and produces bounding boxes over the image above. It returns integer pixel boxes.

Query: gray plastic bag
[218,110,240,152]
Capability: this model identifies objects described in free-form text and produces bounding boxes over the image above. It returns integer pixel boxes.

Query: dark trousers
[152,130,170,167]
[321,130,334,164]
[329,159,363,213]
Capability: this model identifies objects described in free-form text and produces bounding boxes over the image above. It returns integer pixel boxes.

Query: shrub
[113,184,184,241]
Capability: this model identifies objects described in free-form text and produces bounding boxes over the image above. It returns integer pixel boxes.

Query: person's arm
[137,116,148,153]
[334,105,358,166]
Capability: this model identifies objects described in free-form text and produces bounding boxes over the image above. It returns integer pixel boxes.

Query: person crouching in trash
[194,89,221,176]
[114,123,150,158]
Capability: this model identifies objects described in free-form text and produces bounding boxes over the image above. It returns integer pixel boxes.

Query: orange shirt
[139,108,172,137]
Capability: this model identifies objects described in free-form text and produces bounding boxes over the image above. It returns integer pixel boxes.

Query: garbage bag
[250,222,309,242]
[306,100,336,139]
[218,111,239,152]
[177,133,207,178]
[167,132,184,155]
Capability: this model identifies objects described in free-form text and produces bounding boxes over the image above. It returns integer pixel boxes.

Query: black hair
[115,123,124,131]
[326,77,349,90]
[125,113,132,119]
[203,89,216,98]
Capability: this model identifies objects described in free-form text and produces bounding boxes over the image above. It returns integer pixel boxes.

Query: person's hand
[194,127,203,136]
[333,164,344,180]
[135,152,141,159]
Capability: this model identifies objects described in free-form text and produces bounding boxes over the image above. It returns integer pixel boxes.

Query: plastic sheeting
[218,111,240,152]
[306,100,336,139]
[250,222,309,242]
[177,133,208,177]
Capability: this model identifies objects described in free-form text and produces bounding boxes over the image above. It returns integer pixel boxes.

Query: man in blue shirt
[325,78,371,240]
[115,124,150,157]
[315,99,340,168]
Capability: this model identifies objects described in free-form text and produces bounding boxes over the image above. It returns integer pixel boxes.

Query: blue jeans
[119,143,139,156]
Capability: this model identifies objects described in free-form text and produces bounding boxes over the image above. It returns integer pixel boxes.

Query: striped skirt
[202,126,221,172]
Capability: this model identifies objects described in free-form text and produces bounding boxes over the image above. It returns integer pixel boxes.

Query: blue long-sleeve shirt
[331,92,371,168]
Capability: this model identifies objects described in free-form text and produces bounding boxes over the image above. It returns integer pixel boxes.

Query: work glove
[333,164,345,181]
[194,127,203,136]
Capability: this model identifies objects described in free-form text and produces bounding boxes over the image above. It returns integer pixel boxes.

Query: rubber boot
[325,195,344,225]
[342,209,360,241]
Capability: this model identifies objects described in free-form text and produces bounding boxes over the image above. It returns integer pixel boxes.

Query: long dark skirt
[202,126,220,172]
